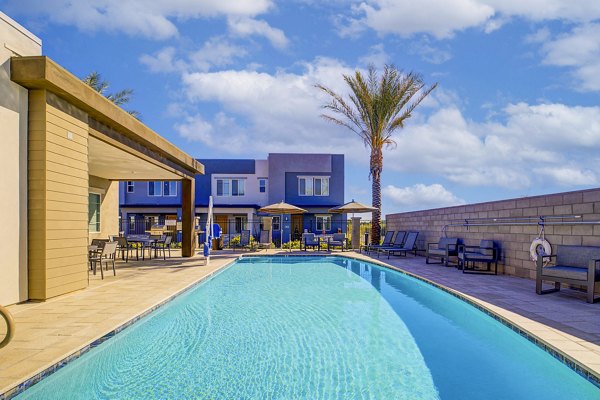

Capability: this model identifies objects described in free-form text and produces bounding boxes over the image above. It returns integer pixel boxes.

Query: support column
[181,177,196,257]
[351,216,361,249]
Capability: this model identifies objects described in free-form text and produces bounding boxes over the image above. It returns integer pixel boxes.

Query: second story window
[259,178,267,193]
[163,181,177,197]
[148,182,162,196]
[126,181,134,193]
[299,176,329,196]
[216,178,245,197]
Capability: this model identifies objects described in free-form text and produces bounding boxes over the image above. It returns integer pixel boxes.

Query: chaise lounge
[378,231,418,259]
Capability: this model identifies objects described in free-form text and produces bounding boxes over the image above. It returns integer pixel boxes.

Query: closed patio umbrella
[258,201,307,250]
[329,200,376,250]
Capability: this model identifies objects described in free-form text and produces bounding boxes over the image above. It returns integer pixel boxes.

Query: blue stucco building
[119,153,345,244]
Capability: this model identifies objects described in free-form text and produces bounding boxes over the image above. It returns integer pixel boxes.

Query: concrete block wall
[386,188,600,287]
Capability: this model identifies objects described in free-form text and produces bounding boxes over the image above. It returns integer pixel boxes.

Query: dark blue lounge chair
[378,231,419,259]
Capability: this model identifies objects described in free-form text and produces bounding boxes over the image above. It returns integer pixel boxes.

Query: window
[88,193,101,232]
[314,177,329,196]
[216,178,245,196]
[259,178,267,193]
[272,216,281,231]
[316,215,331,232]
[126,181,134,193]
[163,181,177,196]
[299,176,329,196]
[148,181,162,196]
[299,177,313,196]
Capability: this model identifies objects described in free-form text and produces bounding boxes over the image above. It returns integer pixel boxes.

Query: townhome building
[119,153,345,245]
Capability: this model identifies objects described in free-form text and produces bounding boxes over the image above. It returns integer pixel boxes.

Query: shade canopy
[258,201,307,215]
[329,199,377,214]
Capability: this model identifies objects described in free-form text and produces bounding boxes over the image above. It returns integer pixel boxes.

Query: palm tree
[316,65,437,244]
[82,72,140,119]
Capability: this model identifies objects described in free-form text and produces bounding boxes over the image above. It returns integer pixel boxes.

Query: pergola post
[181,177,196,257]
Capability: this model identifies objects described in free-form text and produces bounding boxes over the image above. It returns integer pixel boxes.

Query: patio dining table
[126,238,157,261]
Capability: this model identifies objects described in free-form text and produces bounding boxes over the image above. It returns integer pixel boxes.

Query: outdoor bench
[536,244,600,303]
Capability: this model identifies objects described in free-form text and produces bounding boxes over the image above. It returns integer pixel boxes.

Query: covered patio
[10,56,204,301]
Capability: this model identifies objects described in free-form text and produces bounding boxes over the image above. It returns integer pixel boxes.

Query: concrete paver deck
[1,249,599,396]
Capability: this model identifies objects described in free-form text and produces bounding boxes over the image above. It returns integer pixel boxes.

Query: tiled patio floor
[1,249,599,397]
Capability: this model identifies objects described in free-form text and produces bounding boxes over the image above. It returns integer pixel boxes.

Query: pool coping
[239,253,600,389]
[2,253,598,398]
[0,259,238,400]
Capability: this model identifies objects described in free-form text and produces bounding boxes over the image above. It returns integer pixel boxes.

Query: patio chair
[256,230,272,251]
[112,236,133,262]
[89,241,118,279]
[152,235,173,260]
[426,237,460,267]
[302,233,320,251]
[458,240,499,275]
[378,231,419,259]
[328,233,348,251]
[232,230,252,251]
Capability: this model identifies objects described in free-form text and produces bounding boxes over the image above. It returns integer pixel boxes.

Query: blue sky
[3,1,600,216]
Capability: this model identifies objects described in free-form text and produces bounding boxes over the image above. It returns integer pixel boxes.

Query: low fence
[118,216,387,249]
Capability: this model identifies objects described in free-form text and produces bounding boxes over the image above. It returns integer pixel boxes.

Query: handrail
[0,305,15,349]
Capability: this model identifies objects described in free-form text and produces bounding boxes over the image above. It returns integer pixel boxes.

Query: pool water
[17,256,599,399]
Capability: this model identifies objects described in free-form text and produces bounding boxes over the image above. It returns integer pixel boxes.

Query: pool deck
[1,249,599,397]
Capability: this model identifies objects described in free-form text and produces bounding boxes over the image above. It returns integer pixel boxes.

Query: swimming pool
[16,256,599,399]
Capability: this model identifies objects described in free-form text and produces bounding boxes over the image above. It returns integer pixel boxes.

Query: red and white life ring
[530,238,552,265]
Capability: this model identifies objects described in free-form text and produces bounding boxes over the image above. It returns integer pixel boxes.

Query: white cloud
[383,183,465,211]
[409,41,452,65]
[7,0,274,39]
[533,166,597,186]
[343,0,600,39]
[139,47,183,73]
[539,23,600,91]
[175,57,367,155]
[189,37,249,71]
[227,17,289,49]
[173,57,600,192]
[354,0,495,39]
[140,38,248,73]
[383,101,600,189]
[359,44,390,67]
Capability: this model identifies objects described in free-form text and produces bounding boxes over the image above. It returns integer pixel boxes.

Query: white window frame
[314,177,329,196]
[258,178,267,193]
[298,176,330,196]
[216,178,246,197]
[316,214,331,232]
[163,181,177,197]
[148,181,163,197]
[88,192,101,233]
[272,216,281,231]
[126,181,134,193]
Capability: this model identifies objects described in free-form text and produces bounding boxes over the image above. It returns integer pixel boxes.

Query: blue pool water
[17,256,599,399]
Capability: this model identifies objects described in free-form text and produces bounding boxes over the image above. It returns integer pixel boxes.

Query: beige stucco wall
[0,12,41,305]
[89,175,119,241]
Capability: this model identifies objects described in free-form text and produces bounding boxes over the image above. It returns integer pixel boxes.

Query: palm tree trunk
[370,148,382,245]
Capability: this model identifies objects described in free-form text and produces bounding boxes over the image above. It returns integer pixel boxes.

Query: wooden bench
[536,245,600,303]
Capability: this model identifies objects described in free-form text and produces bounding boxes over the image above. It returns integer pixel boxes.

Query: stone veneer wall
[386,188,600,285]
